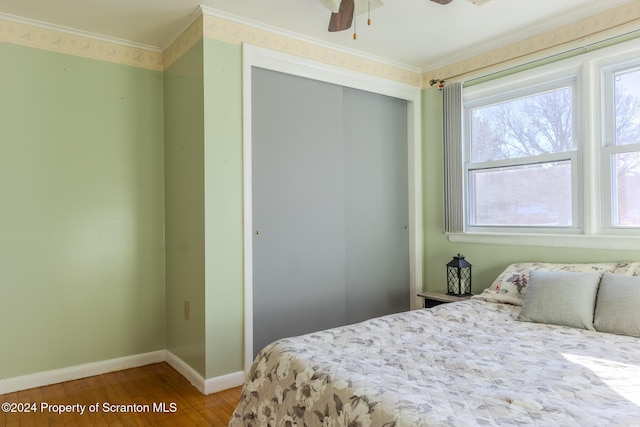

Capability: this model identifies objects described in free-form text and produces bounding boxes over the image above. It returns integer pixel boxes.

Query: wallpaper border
[423,0,640,86]
[200,9,423,88]
[162,15,204,69]
[2,2,640,87]
[0,14,163,71]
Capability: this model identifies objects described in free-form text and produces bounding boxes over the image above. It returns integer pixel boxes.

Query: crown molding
[3,2,639,84]
[424,0,638,72]
[162,14,204,70]
[199,5,420,74]
[0,12,163,71]
[199,5,422,87]
[0,4,420,86]
[422,0,640,86]
[159,5,204,53]
[0,12,161,52]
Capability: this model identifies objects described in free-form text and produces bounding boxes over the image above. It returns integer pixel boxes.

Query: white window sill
[447,232,640,251]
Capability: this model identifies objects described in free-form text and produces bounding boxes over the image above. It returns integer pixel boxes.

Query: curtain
[443,82,464,233]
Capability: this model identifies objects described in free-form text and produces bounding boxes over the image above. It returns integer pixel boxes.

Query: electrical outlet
[184,300,190,320]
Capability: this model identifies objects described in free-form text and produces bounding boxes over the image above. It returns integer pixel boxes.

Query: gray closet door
[252,67,347,356]
[251,67,409,357]
[343,87,409,324]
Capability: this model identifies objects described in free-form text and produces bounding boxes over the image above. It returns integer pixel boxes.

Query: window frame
[447,37,640,250]
[601,59,640,230]
[464,77,581,233]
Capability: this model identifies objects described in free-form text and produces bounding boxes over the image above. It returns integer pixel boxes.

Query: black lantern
[447,253,472,296]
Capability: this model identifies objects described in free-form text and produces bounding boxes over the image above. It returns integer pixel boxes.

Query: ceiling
[0,0,634,71]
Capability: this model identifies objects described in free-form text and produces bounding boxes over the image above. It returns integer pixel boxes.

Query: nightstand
[418,291,472,308]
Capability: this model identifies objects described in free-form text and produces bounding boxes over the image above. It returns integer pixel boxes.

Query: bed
[229,262,640,426]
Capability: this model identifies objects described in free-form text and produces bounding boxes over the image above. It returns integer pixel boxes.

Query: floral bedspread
[229,300,640,426]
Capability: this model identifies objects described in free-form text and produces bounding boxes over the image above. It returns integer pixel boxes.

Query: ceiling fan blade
[430,0,453,4]
[328,0,354,32]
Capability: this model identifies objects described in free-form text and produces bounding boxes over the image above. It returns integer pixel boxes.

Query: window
[453,39,640,248]
[465,80,578,231]
[603,65,640,228]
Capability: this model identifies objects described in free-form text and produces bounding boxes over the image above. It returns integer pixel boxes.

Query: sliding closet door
[343,88,409,324]
[251,67,347,356]
[251,67,410,357]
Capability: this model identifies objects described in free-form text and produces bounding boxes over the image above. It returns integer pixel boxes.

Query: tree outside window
[612,70,640,227]
[468,86,575,227]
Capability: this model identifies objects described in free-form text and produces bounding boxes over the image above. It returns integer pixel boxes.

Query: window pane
[470,161,572,226]
[470,87,573,162]
[614,69,640,146]
[613,152,640,226]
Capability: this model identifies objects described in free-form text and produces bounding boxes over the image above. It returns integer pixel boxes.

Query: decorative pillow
[517,270,602,330]
[611,262,640,277]
[594,272,640,338]
[472,262,619,306]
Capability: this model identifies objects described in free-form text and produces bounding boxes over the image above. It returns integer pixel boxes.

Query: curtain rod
[429,25,640,87]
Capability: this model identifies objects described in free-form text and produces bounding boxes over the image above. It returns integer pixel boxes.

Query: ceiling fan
[318,0,382,33]
[320,0,490,35]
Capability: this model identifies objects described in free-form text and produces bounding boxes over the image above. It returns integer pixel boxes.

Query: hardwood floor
[0,362,242,426]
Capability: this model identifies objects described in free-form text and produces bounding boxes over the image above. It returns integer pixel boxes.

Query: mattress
[229,299,640,426]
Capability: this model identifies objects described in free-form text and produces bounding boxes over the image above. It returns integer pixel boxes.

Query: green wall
[0,34,244,383]
[163,38,244,379]
[164,40,207,376]
[3,25,639,386]
[0,42,166,379]
[202,38,244,378]
[421,87,640,293]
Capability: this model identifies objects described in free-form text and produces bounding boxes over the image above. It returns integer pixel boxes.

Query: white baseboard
[204,370,245,395]
[0,350,245,396]
[0,350,165,395]
[164,350,206,393]
[164,350,244,395]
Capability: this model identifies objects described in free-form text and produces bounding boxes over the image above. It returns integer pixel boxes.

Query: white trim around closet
[241,44,423,372]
